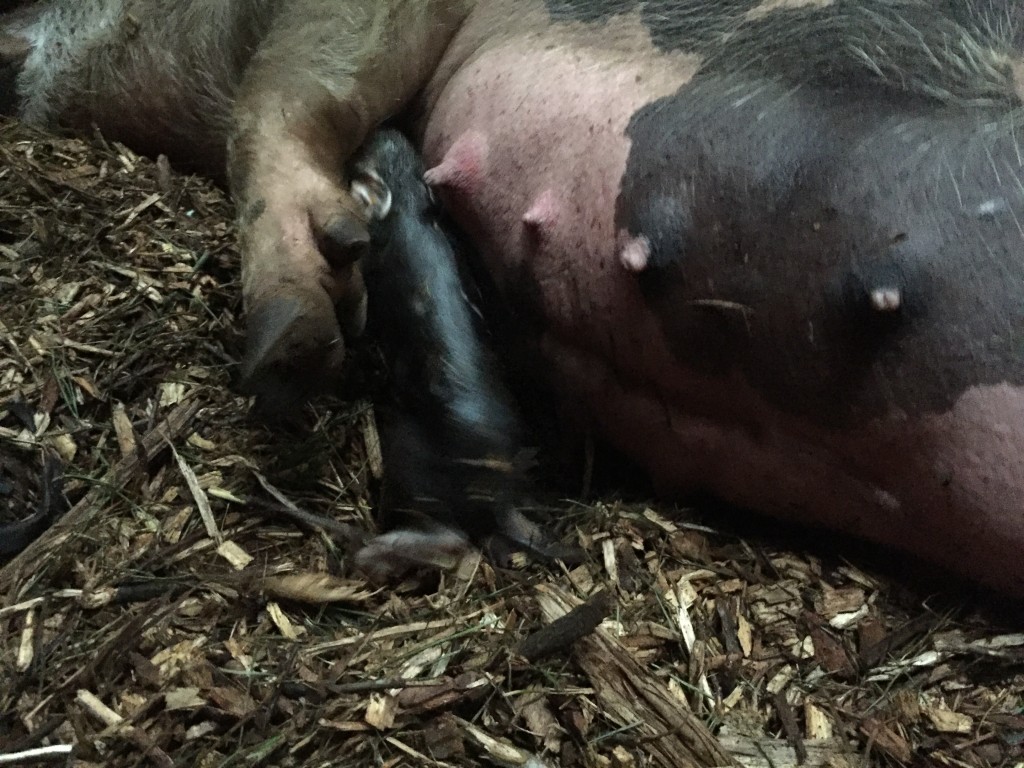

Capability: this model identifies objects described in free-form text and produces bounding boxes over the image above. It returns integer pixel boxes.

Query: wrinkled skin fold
[3,0,1024,594]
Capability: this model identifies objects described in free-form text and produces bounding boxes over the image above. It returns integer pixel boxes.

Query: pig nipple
[869,287,902,313]
[424,130,489,194]
[522,188,561,241]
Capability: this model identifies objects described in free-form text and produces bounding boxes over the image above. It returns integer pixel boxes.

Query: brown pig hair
[708,0,1024,107]
[14,0,279,172]
[550,0,1024,107]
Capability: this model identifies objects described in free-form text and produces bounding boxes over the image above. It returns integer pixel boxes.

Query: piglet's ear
[350,167,392,222]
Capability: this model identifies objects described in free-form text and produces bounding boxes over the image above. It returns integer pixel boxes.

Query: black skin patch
[544,1,1023,107]
[544,0,761,55]
[544,0,1024,425]
[619,75,1024,425]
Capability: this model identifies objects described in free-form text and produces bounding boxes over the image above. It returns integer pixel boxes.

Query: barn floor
[1,117,1022,768]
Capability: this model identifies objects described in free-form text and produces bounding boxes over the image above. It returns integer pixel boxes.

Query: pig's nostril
[319,215,370,268]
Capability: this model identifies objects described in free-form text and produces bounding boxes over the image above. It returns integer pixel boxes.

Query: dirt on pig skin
[4,0,1024,594]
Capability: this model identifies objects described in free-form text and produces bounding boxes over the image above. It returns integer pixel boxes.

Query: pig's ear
[350,167,392,221]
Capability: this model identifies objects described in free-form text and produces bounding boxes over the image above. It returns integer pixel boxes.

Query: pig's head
[236,137,396,422]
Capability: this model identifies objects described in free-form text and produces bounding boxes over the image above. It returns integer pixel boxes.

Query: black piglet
[350,129,573,578]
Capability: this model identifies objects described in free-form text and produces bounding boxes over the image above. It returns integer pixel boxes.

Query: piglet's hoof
[239,288,347,420]
[351,511,584,584]
[352,524,473,584]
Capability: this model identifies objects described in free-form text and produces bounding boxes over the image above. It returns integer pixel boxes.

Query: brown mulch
[1,116,1022,768]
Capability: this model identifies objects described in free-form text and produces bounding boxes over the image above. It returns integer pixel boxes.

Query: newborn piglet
[348,129,576,581]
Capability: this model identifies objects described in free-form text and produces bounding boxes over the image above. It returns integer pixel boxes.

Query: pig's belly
[421,42,1024,595]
